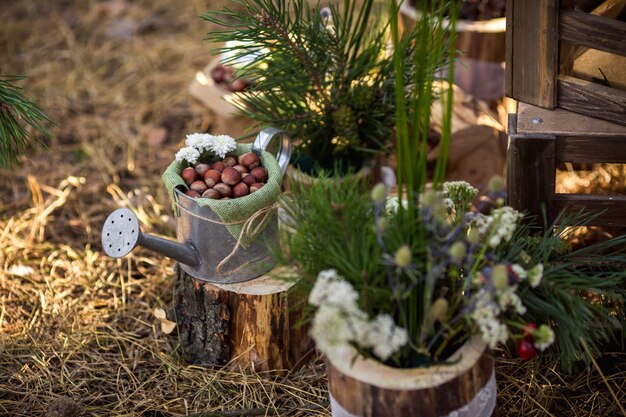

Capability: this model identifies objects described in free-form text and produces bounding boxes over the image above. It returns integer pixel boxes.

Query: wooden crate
[505,0,626,126]
[507,102,626,226]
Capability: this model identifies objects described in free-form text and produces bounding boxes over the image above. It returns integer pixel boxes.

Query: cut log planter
[174,264,313,371]
[327,337,496,417]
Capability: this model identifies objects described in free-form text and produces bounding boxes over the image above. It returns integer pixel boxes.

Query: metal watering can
[101,128,291,284]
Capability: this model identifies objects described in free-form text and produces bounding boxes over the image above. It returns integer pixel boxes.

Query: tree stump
[173,264,313,371]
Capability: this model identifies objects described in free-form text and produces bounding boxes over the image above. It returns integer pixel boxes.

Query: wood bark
[327,339,495,417]
[174,264,313,371]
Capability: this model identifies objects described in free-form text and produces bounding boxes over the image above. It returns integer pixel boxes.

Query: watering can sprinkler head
[102,208,199,267]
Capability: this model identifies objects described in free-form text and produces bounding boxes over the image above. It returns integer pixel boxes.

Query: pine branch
[0,75,51,169]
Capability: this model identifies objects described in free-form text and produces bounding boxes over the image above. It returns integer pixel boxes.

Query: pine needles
[0,75,50,169]
[203,0,395,172]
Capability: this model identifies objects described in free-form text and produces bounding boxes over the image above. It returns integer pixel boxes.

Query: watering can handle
[252,127,292,175]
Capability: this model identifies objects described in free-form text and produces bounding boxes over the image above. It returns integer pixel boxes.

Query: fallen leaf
[153,308,176,334]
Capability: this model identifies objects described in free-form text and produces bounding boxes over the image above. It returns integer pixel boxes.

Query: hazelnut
[211,65,226,83]
[242,174,255,186]
[238,152,260,170]
[190,181,208,194]
[182,167,198,186]
[229,78,249,93]
[194,163,211,177]
[202,189,220,199]
[204,169,222,185]
[233,182,249,198]
[222,167,242,186]
[213,183,233,198]
[223,156,237,167]
[233,164,248,174]
[212,161,226,173]
[250,166,268,183]
[250,183,264,193]
[204,177,217,188]
[185,189,201,198]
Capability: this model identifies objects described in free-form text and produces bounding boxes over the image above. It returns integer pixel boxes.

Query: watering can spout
[101,208,199,267]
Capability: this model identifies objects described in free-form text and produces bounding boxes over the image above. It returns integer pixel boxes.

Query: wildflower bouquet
[276,0,626,371]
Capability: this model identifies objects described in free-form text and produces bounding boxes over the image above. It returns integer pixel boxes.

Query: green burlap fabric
[161,144,282,247]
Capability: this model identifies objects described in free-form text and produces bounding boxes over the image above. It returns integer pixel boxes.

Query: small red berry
[517,339,537,361]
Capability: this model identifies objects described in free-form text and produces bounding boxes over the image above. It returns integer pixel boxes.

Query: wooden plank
[553,194,626,226]
[560,10,626,57]
[504,0,514,98]
[517,102,626,136]
[556,136,626,163]
[506,134,556,226]
[558,75,626,126]
[506,0,559,107]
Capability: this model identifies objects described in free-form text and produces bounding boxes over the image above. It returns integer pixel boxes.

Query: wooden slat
[507,134,556,226]
[556,136,626,163]
[504,0,514,98]
[553,194,626,226]
[506,0,558,107]
[558,75,626,126]
[559,9,626,57]
[517,102,626,136]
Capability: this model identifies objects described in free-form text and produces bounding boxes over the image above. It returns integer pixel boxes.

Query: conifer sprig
[203,0,395,172]
[0,76,51,168]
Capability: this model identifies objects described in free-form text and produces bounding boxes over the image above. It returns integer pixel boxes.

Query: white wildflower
[498,286,527,315]
[443,181,479,197]
[310,304,353,357]
[175,146,201,164]
[533,324,555,351]
[363,314,408,361]
[471,289,508,349]
[472,207,523,248]
[309,269,339,306]
[511,264,527,281]
[310,269,360,314]
[443,181,478,212]
[489,207,523,247]
[528,264,544,288]
[208,134,237,158]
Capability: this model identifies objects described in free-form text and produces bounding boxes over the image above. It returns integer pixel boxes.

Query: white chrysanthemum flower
[363,314,408,361]
[533,324,555,351]
[185,133,208,149]
[175,146,201,164]
[528,264,544,288]
[310,304,353,357]
[208,134,237,158]
[498,287,527,315]
[511,264,527,281]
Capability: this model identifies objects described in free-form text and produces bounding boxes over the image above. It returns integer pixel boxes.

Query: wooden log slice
[327,337,496,417]
[174,264,313,371]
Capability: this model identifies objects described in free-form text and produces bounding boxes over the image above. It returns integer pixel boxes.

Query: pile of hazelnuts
[181,152,268,200]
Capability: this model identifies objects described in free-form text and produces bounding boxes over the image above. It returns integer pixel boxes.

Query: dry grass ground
[0,1,625,416]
